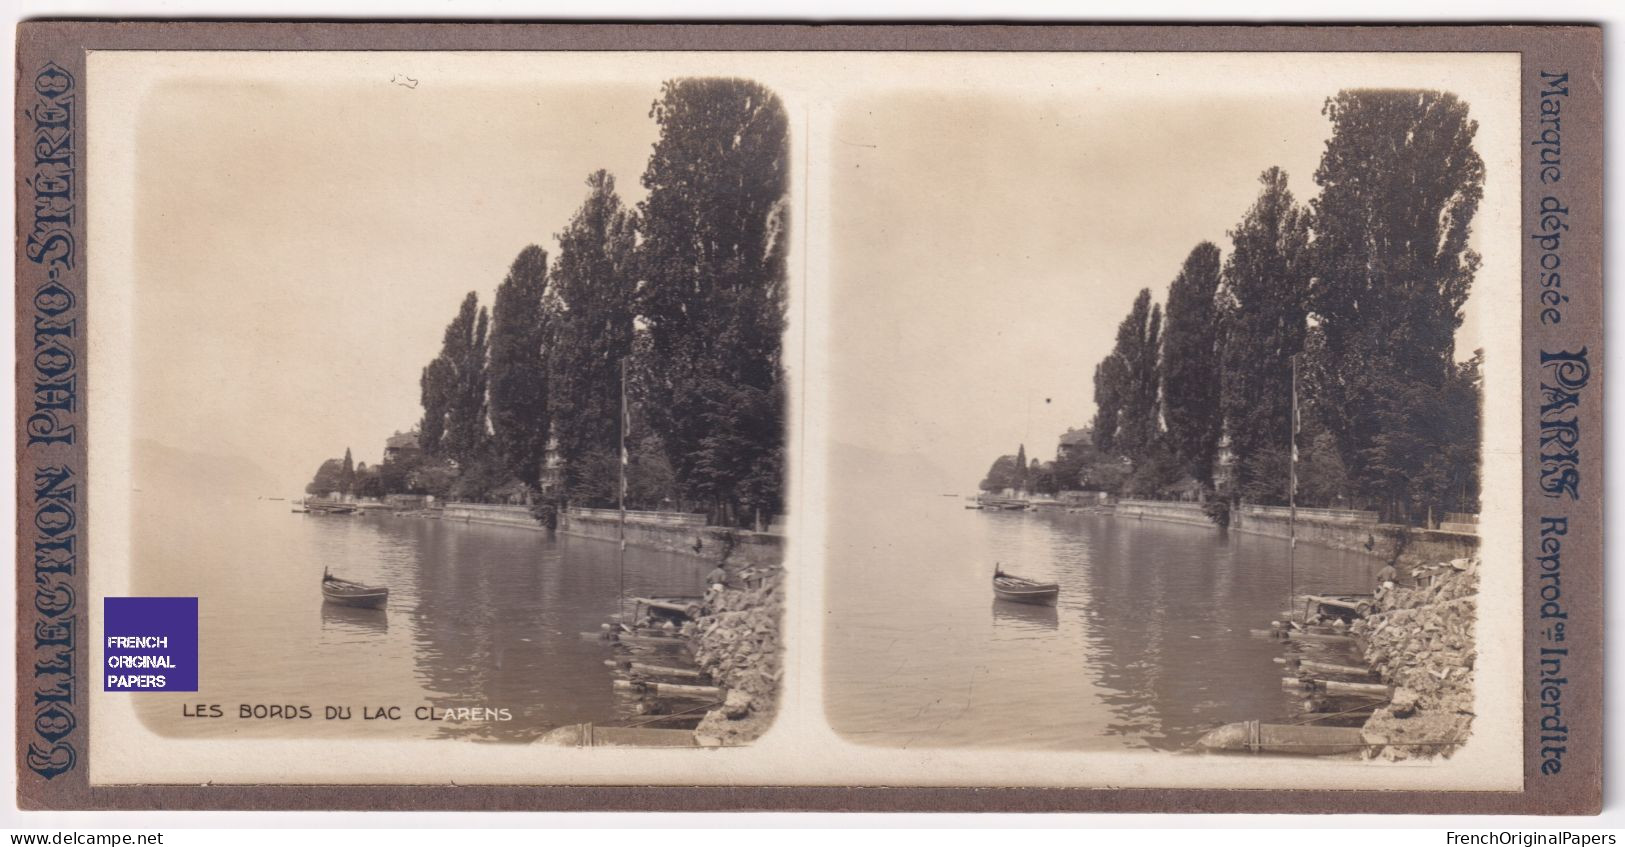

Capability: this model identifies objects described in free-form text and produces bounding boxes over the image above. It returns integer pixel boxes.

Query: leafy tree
[340,448,355,495]
[305,458,345,496]
[418,357,453,456]
[449,451,519,503]
[420,292,490,466]
[979,454,1020,493]
[1218,167,1313,505]
[1420,349,1483,516]
[412,457,460,499]
[549,171,639,507]
[1077,452,1130,493]
[488,245,553,490]
[1090,356,1125,456]
[1091,289,1162,466]
[1051,451,1085,493]
[377,454,416,495]
[1308,89,1484,522]
[633,77,786,526]
[683,378,785,526]
[1014,444,1028,492]
[1162,242,1224,488]
[1030,461,1058,496]
[1296,428,1351,508]
[627,434,679,510]
[353,463,385,499]
[1120,444,1185,499]
[1051,428,1130,493]
[638,78,790,526]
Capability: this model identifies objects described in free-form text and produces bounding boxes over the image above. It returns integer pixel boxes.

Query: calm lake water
[825,496,1378,751]
[129,494,707,742]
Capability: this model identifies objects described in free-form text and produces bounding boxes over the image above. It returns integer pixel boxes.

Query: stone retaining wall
[432,503,785,570]
[560,509,785,569]
[1234,508,1478,570]
[570,506,707,528]
[1114,499,1211,528]
[440,503,542,531]
[1114,498,1479,569]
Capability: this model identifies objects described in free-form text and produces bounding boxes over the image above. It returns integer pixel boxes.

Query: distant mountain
[134,439,286,499]
[827,441,968,499]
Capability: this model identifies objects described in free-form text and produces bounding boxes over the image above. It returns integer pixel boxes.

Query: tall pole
[618,356,628,618]
[1288,355,1300,607]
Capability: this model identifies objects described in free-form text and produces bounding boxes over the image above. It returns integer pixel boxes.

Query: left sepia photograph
[89,54,790,765]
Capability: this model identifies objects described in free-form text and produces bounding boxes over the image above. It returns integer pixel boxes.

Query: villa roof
[385,431,419,450]
[1058,428,1092,446]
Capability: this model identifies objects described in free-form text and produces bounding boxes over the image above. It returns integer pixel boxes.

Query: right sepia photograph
[823,53,1519,768]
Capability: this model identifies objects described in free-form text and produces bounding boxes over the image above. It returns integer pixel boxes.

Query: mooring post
[1289,355,1299,607]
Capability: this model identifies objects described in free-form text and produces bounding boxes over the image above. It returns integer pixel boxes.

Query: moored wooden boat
[305,501,358,515]
[321,570,388,610]
[992,570,1060,606]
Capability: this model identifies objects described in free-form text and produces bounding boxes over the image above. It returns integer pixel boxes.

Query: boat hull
[993,575,1060,606]
[993,587,1059,606]
[321,584,388,610]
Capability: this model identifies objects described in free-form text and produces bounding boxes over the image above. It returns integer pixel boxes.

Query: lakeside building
[1057,427,1091,462]
[383,430,420,463]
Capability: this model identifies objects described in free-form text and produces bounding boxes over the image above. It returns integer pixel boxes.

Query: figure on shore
[1375,562,1399,598]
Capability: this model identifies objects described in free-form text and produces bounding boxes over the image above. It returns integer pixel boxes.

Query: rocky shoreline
[1353,556,1479,760]
[690,566,786,746]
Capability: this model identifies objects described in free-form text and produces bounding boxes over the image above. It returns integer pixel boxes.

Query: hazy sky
[106,52,1514,498]
[131,78,659,489]
[829,86,1496,491]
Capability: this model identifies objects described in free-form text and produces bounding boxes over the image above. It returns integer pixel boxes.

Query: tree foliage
[353,462,384,499]
[979,454,1020,493]
[1091,289,1163,466]
[418,357,452,456]
[1056,91,1481,524]
[340,447,355,495]
[378,78,793,524]
[1052,426,1128,493]
[1162,242,1223,487]
[549,171,639,507]
[487,245,553,489]
[420,292,490,466]
[1217,167,1313,501]
[305,457,345,496]
[638,78,790,526]
[1308,89,1484,521]
[1029,461,1058,496]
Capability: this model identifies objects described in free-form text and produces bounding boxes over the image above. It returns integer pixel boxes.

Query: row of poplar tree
[1087,89,1484,526]
[333,78,789,530]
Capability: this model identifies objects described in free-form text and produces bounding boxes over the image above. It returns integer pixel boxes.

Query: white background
[2,0,1621,835]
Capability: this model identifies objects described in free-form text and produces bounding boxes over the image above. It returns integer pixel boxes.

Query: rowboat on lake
[992,566,1059,606]
[321,569,388,610]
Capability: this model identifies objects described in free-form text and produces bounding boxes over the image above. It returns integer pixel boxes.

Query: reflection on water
[319,603,390,638]
[130,493,707,742]
[990,599,1058,632]
[826,497,1377,751]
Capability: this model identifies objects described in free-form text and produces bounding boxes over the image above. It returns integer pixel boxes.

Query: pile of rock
[691,567,785,746]
[1351,557,1478,760]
